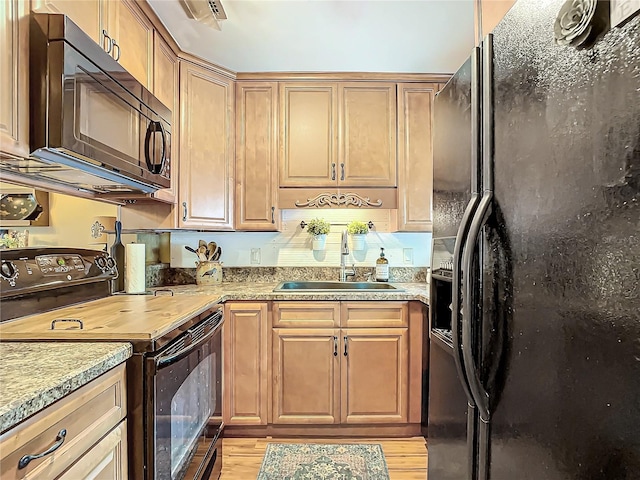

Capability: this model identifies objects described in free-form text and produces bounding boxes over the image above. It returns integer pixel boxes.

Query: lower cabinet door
[59,420,127,480]
[223,302,268,425]
[341,328,409,424]
[272,328,340,424]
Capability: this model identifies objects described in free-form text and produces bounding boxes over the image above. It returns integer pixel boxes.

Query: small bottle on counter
[375,247,389,282]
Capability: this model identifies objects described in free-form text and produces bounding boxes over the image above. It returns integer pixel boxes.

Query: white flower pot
[351,234,366,251]
[312,234,327,251]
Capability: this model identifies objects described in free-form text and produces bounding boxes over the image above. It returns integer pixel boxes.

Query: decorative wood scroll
[294,192,383,208]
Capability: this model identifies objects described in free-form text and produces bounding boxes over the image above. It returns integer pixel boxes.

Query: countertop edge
[0,343,132,434]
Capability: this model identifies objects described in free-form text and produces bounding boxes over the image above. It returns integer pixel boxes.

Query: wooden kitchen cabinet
[279,83,339,187]
[35,0,153,89]
[151,33,179,204]
[58,420,127,480]
[341,328,409,423]
[279,82,397,188]
[271,301,412,427]
[0,0,29,159]
[223,303,269,426]
[235,82,280,230]
[179,60,234,229]
[0,364,126,479]
[33,0,103,45]
[272,328,341,424]
[397,83,438,231]
[105,0,153,89]
[338,83,397,187]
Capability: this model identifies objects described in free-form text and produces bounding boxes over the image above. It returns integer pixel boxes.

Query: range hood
[1,14,173,198]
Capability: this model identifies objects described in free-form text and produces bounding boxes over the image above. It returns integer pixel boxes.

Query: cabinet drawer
[341,302,408,328]
[58,420,127,479]
[273,302,340,328]
[0,363,126,480]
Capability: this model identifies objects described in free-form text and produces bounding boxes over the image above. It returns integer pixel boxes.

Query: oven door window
[153,327,221,480]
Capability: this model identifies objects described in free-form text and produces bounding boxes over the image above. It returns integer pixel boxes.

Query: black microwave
[0,13,171,196]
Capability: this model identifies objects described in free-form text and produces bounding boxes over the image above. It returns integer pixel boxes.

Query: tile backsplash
[170,209,432,269]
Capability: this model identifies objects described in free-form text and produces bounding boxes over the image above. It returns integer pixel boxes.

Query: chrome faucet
[340,230,356,282]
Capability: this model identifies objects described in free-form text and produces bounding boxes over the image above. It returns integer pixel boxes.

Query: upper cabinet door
[105,0,153,89]
[151,34,179,204]
[35,0,103,45]
[179,61,234,230]
[338,83,397,187]
[0,0,29,158]
[279,83,338,187]
[235,82,279,231]
[397,83,437,232]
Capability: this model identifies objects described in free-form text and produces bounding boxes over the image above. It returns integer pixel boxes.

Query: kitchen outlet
[250,248,261,265]
[403,248,413,265]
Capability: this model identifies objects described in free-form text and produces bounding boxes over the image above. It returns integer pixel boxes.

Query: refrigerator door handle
[452,193,480,405]
[461,191,492,422]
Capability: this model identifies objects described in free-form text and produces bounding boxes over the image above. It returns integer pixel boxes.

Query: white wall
[171,209,431,268]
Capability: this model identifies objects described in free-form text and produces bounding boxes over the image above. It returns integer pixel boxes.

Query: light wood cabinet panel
[0,364,126,480]
[35,0,103,45]
[179,61,234,229]
[272,328,340,424]
[0,0,29,158]
[106,0,153,89]
[279,83,338,187]
[341,301,408,328]
[338,83,397,186]
[475,0,516,44]
[235,82,279,230]
[341,328,408,424]
[223,303,269,425]
[152,33,179,204]
[58,420,127,480]
[397,83,437,231]
[273,302,340,328]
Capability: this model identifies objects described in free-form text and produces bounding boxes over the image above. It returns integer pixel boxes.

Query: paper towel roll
[125,243,146,294]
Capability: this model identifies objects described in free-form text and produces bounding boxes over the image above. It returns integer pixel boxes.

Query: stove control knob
[0,261,19,286]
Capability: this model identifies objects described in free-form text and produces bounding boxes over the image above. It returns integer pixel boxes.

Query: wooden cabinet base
[223,423,422,438]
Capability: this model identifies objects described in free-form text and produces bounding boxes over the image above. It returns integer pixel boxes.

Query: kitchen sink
[273,281,403,292]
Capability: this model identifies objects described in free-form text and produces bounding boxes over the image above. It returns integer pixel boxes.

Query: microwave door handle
[159,122,167,175]
[155,320,222,371]
[144,121,165,174]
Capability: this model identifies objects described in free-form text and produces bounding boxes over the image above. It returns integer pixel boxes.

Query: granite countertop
[151,281,429,304]
[0,342,132,434]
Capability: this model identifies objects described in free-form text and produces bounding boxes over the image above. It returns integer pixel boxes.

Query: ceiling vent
[181,0,227,30]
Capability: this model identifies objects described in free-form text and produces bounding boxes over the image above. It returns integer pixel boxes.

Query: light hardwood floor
[220,436,428,479]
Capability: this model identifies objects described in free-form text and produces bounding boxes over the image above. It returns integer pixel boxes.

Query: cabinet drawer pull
[102,30,112,54]
[18,429,67,469]
[344,335,348,356]
[182,202,188,221]
[331,163,336,181]
[340,163,345,181]
[271,206,275,224]
[333,336,338,356]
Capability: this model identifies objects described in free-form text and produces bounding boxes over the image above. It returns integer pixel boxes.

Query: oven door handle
[155,319,222,370]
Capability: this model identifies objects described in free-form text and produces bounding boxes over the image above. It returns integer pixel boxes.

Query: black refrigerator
[428,1,640,479]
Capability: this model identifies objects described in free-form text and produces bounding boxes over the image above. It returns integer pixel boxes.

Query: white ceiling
[148,0,476,74]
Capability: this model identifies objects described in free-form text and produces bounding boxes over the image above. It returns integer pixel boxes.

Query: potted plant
[306,218,331,250]
[347,220,369,251]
